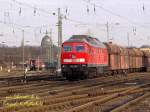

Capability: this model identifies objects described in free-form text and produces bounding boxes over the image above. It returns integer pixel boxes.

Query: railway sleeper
[65,83,150,112]
[111,92,150,112]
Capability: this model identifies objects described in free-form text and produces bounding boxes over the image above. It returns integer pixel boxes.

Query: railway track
[0,74,63,82]
[0,72,65,90]
[0,72,149,112]
[0,72,147,98]
[7,84,150,112]
[119,92,150,112]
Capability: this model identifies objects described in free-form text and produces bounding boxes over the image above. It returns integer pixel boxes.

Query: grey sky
[0,0,150,47]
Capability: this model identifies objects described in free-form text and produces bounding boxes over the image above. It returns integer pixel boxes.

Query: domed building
[41,34,58,68]
[41,35,53,48]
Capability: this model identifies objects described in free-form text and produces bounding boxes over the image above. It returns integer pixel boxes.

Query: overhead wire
[3,0,149,44]
[0,1,55,33]
[82,0,150,45]
[11,0,55,16]
[6,0,103,34]
[10,0,99,26]
[0,1,54,45]
[7,0,150,30]
[82,0,150,31]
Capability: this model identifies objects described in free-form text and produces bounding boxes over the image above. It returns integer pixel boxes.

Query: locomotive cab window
[63,46,72,52]
[76,45,85,52]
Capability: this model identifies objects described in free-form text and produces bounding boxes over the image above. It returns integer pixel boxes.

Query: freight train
[61,35,150,80]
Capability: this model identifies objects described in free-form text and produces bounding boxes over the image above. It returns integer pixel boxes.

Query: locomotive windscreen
[63,46,72,52]
[76,45,85,52]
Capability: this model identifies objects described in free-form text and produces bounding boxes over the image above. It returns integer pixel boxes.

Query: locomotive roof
[64,35,106,48]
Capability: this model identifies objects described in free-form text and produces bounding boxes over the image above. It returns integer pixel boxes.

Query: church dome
[41,35,52,48]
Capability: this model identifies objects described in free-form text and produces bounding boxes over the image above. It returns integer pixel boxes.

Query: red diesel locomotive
[61,35,150,80]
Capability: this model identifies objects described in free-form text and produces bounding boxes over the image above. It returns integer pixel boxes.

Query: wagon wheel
[92,68,97,78]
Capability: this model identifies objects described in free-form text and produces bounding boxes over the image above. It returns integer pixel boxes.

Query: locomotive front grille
[62,64,87,68]
[62,64,87,73]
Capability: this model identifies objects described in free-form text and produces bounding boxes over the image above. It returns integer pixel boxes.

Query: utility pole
[22,30,26,82]
[37,56,39,71]
[127,32,130,47]
[57,8,62,75]
[106,22,109,42]
[147,36,149,46]
[49,30,54,65]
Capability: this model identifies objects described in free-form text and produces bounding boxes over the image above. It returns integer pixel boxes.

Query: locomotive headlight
[64,59,72,62]
[64,58,85,62]
[79,58,85,62]
[75,58,85,62]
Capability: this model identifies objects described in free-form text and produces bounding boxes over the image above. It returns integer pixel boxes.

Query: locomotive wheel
[95,68,98,76]
[65,71,76,81]
[65,74,72,80]
[66,74,77,81]
[80,71,88,80]
[88,68,97,78]
[66,76,72,81]
[111,71,114,76]
[80,74,86,80]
